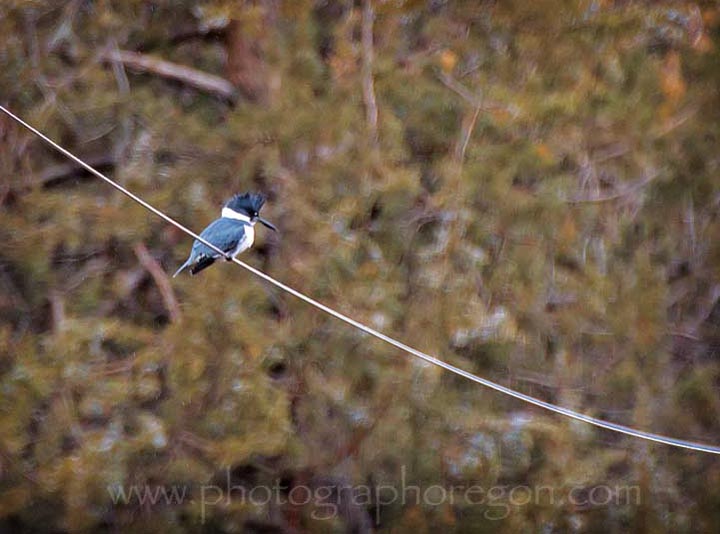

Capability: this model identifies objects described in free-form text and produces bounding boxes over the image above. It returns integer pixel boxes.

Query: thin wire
[3,104,719,455]
[0,107,218,255]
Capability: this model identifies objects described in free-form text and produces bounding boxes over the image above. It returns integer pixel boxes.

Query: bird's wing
[191,218,247,259]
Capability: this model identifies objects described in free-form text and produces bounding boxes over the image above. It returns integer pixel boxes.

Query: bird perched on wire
[173,192,277,277]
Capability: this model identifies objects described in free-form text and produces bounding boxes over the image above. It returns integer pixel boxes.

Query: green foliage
[1,0,720,532]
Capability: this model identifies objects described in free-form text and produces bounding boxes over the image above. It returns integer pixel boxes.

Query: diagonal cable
[2,104,719,455]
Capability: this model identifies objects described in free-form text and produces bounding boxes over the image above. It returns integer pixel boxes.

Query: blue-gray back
[190,218,247,260]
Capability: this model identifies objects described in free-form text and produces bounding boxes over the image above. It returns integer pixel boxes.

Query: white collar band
[221,207,253,223]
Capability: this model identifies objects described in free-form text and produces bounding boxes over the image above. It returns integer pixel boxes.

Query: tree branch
[437,72,512,114]
[361,0,379,147]
[100,49,238,102]
[133,243,181,323]
[567,169,660,204]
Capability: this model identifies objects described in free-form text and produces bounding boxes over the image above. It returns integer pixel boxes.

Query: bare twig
[455,103,482,164]
[133,243,181,323]
[437,72,511,114]
[108,39,133,162]
[591,143,630,164]
[651,106,698,138]
[592,107,699,164]
[48,290,65,333]
[437,103,483,331]
[683,284,720,332]
[439,71,481,106]
[670,330,701,342]
[685,194,696,261]
[361,0,378,146]
[178,430,212,453]
[47,0,82,52]
[65,258,112,294]
[567,169,660,204]
[96,358,137,376]
[100,49,238,102]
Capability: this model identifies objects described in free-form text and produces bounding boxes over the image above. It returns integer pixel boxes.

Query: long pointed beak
[258,217,278,232]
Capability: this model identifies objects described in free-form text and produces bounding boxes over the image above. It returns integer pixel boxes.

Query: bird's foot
[224,254,233,262]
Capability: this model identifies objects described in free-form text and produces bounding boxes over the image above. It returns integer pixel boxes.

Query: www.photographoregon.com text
[107,466,641,523]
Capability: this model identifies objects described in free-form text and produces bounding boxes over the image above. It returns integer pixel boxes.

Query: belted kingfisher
[173,192,277,277]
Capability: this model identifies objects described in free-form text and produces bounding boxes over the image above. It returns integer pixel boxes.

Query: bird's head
[225,192,277,231]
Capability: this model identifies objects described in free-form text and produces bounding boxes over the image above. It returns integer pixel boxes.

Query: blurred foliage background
[1,0,720,532]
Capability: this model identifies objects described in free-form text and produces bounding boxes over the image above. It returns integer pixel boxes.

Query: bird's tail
[173,259,191,278]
